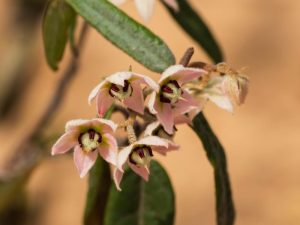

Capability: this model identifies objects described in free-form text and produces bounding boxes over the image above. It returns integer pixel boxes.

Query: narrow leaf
[161,0,223,63]
[104,161,175,225]
[65,0,175,72]
[43,0,76,70]
[192,112,235,225]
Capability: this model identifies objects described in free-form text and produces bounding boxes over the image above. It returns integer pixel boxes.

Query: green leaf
[161,0,223,63]
[104,160,175,225]
[65,0,175,72]
[192,113,235,225]
[43,0,76,70]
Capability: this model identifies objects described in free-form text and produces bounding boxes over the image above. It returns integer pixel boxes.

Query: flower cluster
[51,62,249,191]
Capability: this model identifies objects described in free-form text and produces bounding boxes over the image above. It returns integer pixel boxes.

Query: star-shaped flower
[51,118,118,178]
[148,64,207,134]
[89,71,159,117]
[113,136,177,190]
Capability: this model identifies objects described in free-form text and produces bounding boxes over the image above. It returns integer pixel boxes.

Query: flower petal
[174,114,191,125]
[106,71,132,86]
[88,80,107,105]
[96,89,114,117]
[173,90,198,115]
[136,135,169,148]
[147,91,158,114]
[144,121,160,136]
[113,167,124,191]
[128,163,149,181]
[134,0,155,21]
[162,0,179,11]
[133,73,159,92]
[155,101,174,134]
[93,118,118,133]
[222,75,249,105]
[98,133,118,166]
[73,146,98,178]
[118,145,134,171]
[159,65,206,85]
[123,80,145,114]
[65,119,90,132]
[208,94,234,112]
[51,131,78,155]
[152,141,179,155]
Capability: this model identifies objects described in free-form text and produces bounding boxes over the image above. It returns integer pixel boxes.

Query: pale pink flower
[113,136,177,190]
[110,0,179,21]
[51,118,118,178]
[88,71,159,117]
[148,64,206,134]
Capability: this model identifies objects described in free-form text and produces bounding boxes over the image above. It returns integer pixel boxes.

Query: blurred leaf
[65,0,175,72]
[104,160,175,225]
[43,0,76,70]
[161,0,223,63]
[192,113,235,225]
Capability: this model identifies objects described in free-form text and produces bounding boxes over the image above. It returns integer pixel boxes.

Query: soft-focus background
[1,0,300,224]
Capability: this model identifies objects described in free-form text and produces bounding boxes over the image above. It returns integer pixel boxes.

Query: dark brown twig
[179,47,194,66]
[2,22,89,176]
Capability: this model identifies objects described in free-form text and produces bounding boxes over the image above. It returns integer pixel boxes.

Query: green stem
[192,113,235,225]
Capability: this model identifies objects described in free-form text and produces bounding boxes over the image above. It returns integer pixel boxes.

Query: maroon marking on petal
[88,129,96,139]
[109,83,120,97]
[161,85,173,93]
[110,84,120,92]
[170,80,180,88]
[159,94,171,103]
[123,80,129,92]
[138,149,145,158]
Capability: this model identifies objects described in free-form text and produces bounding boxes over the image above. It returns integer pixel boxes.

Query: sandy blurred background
[1,0,300,224]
